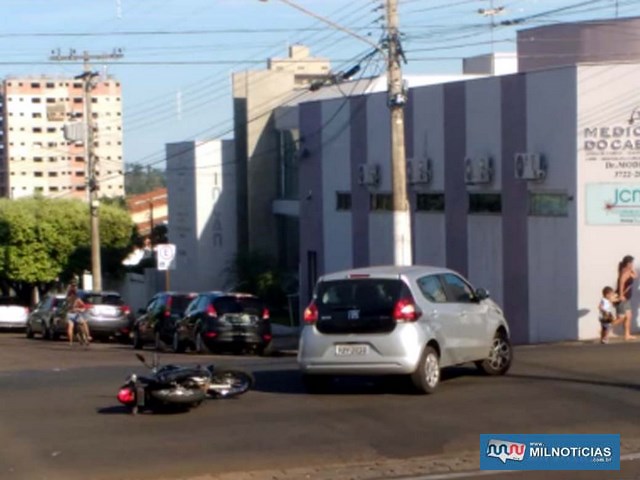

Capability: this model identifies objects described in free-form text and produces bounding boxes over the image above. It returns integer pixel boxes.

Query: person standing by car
[66,285,90,346]
[616,255,637,341]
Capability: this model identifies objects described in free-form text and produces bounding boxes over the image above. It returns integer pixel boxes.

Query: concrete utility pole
[50,49,123,291]
[385,0,412,266]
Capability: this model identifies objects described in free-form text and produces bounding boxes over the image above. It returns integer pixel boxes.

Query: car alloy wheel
[423,351,440,388]
[488,336,511,371]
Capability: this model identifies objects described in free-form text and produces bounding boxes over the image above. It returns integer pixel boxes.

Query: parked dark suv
[132,291,197,350]
[173,292,272,355]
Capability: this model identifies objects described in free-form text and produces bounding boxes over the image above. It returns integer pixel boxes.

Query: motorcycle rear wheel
[208,369,255,399]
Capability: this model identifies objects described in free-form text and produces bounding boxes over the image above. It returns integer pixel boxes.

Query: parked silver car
[298,265,512,393]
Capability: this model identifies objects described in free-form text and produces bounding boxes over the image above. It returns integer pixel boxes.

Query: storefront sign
[586,183,640,224]
[583,126,640,179]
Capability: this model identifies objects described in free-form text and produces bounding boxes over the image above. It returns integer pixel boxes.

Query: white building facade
[166,139,237,292]
[296,62,640,344]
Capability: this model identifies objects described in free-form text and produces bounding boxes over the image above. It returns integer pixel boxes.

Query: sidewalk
[270,323,300,352]
[169,438,640,480]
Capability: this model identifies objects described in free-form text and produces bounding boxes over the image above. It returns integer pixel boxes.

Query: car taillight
[206,305,218,318]
[121,305,131,315]
[205,331,218,338]
[303,302,318,324]
[263,333,272,341]
[262,308,270,320]
[165,297,173,317]
[117,387,136,405]
[393,298,421,322]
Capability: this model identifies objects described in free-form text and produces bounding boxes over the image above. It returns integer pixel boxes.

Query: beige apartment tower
[0,76,124,200]
[232,45,330,258]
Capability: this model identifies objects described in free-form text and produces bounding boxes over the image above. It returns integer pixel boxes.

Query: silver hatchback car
[298,265,512,393]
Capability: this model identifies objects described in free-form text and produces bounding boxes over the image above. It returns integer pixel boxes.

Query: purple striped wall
[500,74,530,345]
[350,96,370,268]
[299,102,324,305]
[444,83,468,277]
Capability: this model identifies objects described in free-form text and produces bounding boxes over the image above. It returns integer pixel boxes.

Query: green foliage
[224,250,288,310]
[0,197,134,302]
[125,163,166,195]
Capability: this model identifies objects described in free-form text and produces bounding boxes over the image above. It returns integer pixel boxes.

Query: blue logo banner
[480,434,620,471]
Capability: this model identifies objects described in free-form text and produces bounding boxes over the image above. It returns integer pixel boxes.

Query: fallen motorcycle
[117,353,254,414]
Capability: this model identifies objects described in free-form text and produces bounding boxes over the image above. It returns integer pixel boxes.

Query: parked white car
[0,297,30,330]
[298,265,512,394]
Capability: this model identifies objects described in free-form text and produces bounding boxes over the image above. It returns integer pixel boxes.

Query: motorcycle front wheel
[208,369,255,399]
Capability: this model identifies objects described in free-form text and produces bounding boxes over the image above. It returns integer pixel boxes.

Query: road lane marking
[397,451,640,480]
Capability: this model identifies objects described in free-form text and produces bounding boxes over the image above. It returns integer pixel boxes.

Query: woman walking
[616,255,637,340]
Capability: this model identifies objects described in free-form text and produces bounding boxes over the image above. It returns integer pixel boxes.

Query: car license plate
[335,344,368,356]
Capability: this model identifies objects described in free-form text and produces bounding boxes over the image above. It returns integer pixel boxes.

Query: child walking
[598,286,618,344]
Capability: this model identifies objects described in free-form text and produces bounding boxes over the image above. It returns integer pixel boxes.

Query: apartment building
[0,75,124,200]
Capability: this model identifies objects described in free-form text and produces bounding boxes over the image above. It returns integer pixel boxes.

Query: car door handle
[430,310,439,318]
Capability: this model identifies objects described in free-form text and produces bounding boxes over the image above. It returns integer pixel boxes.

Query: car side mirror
[475,288,490,301]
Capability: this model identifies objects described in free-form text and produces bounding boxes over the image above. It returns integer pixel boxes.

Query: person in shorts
[598,286,618,344]
[66,285,90,346]
[616,255,637,340]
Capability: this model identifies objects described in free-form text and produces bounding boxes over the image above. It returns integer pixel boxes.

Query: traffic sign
[156,243,176,271]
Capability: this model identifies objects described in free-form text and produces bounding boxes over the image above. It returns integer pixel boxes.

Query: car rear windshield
[169,295,196,314]
[81,293,123,306]
[314,279,407,334]
[212,296,264,316]
[0,297,25,306]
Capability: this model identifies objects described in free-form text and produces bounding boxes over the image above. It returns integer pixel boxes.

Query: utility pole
[386,0,412,266]
[51,49,123,291]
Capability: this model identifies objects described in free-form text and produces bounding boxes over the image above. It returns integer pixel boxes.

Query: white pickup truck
[0,297,29,330]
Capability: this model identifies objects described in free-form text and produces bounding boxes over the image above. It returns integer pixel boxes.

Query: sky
[2,0,639,173]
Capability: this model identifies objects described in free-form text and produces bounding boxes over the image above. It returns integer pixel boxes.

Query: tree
[224,250,290,311]
[0,197,134,304]
[125,163,166,195]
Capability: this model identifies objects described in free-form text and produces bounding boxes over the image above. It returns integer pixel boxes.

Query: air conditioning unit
[514,153,547,181]
[477,157,494,184]
[464,156,494,185]
[357,163,380,187]
[464,157,475,184]
[407,158,432,185]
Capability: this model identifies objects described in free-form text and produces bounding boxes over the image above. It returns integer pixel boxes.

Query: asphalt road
[1,333,640,480]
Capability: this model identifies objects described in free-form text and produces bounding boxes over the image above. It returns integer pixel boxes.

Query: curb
[165,438,640,480]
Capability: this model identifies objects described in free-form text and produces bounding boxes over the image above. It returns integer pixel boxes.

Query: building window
[32,112,42,118]
[50,186,59,192]
[48,172,58,177]
[416,193,445,212]
[46,98,55,104]
[47,127,56,133]
[529,193,569,217]
[336,192,352,211]
[73,82,82,89]
[73,98,83,104]
[34,172,43,177]
[33,127,42,133]
[469,193,502,214]
[32,98,41,103]
[370,193,393,211]
[91,98,98,104]
[35,187,44,193]
[34,157,43,162]
[46,82,54,88]
[31,82,40,88]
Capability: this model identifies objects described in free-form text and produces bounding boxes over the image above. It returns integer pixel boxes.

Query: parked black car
[50,290,133,342]
[25,294,66,339]
[173,292,272,355]
[132,291,197,350]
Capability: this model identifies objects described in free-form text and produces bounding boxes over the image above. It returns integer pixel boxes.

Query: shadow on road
[505,373,640,392]
[252,365,484,395]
